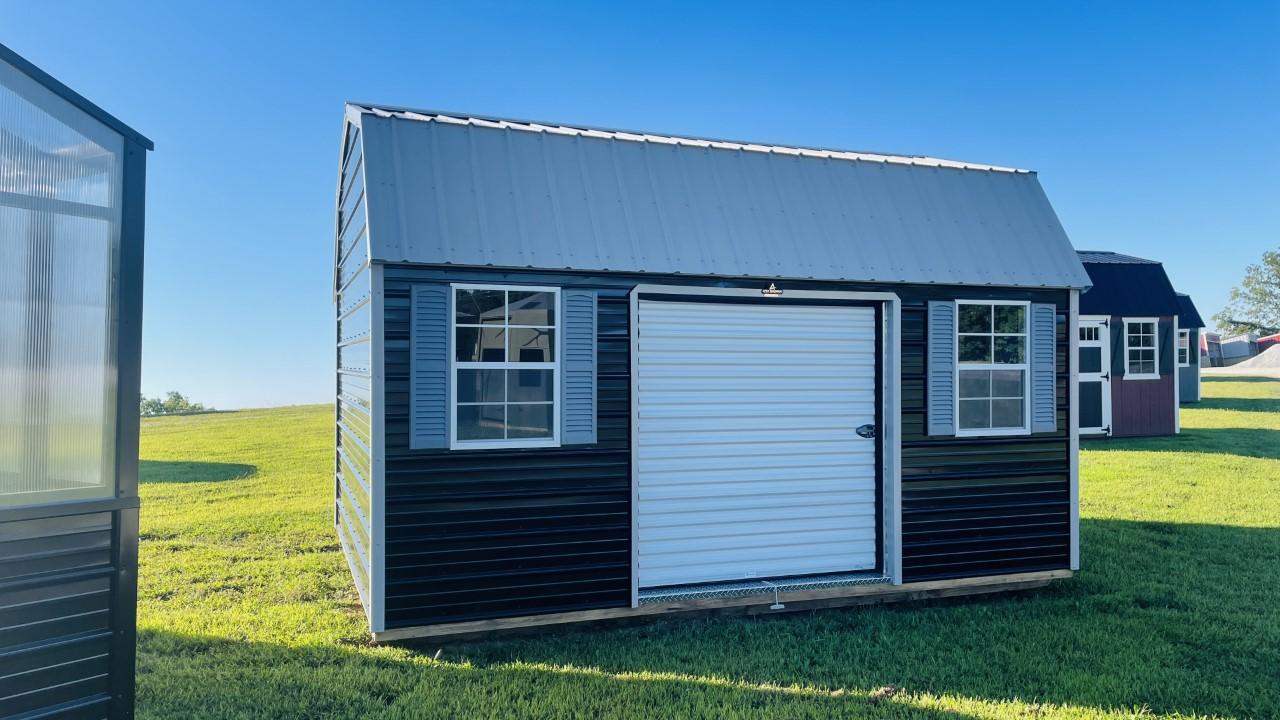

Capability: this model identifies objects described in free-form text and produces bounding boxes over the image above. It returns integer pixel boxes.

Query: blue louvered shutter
[561,289,597,444]
[410,284,449,449]
[1029,303,1057,433]
[927,301,956,436]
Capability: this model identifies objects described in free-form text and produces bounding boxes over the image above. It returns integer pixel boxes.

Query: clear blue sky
[4,1,1276,409]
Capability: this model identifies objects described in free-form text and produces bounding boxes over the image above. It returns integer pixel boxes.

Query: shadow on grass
[444,519,1279,719]
[139,460,257,484]
[134,520,1280,719]
[135,629,981,720]
[1083,427,1280,460]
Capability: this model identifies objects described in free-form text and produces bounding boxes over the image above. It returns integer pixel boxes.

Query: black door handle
[856,424,876,439]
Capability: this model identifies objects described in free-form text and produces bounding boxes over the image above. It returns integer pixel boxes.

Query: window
[1080,326,1099,342]
[1177,329,1190,366]
[451,285,559,448]
[956,301,1029,435]
[1124,318,1159,379]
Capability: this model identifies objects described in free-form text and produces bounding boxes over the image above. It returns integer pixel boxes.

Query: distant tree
[140,391,211,416]
[1212,248,1280,335]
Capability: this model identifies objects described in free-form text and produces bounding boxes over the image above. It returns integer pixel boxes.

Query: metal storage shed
[333,104,1090,641]
[0,43,150,719]
[1075,251,1193,437]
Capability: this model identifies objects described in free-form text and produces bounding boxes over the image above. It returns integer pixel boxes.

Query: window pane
[991,369,1024,398]
[994,305,1025,333]
[994,336,1025,364]
[510,328,554,362]
[457,404,505,440]
[1140,359,1155,374]
[959,399,990,429]
[456,327,505,362]
[507,403,553,439]
[959,370,991,399]
[508,369,554,402]
[1130,332,1154,349]
[958,304,991,334]
[959,336,992,363]
[455,289,506,325]
[991,399,1024,428]
[508,291,555,326]
[1079,347,1102,374]
[457,369,505,403]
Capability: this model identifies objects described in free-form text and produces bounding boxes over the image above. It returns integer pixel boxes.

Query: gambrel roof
[336,103,1091,290]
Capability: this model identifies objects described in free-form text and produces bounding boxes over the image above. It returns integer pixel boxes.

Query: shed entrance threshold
[639,572,890,605]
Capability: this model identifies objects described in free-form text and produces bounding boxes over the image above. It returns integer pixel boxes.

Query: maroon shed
[1076,251,1185,437]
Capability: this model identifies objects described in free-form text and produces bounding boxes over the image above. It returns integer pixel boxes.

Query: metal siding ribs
[351,106,1092,291]
[379,267,1071,627]
[0,512,116,718]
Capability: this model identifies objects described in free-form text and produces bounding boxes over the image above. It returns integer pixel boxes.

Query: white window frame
[954,299,1031,438]
[449,283,561,450]
[1177,328,1191,367]
[1123,317,1160,380]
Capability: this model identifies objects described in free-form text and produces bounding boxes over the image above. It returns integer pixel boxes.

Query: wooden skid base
[373,569,1073,643]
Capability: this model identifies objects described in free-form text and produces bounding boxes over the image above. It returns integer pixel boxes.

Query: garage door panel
[635,298,880,589]
[642,551,879,588]
[641,515,877,542]
[642,527,877,558]
[640,478,875,502]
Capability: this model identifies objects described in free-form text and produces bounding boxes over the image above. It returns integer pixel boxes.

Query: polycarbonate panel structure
[0,55,122,508]
[0,41,150,720]
[633,300,879,588]
[345,104,1092,291]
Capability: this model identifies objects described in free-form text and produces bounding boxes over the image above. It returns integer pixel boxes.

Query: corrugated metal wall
[379,267,1071,628]
[334,122,375,618]
[900,296,1071,581]
[0,511,119,718]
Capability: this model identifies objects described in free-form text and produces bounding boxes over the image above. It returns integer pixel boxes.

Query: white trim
[1173,316,1181,433]
[1122,317,1160,380]
[1176,328,1191,367]
[953,300,1032,437]
[1069,291,1080,570]
[448,283,562,450]
[369,264,386,633]
[627,284,904,602]
[1077,315,1112,436]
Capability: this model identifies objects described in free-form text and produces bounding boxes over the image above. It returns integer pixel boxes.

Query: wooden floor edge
[373,569,1074,643]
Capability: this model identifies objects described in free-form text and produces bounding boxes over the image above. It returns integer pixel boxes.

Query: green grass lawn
[135,379,1280,719]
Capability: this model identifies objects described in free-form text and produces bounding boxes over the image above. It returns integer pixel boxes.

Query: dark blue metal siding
[0,510,122,720]
[380,266,1071,628]
[901,297,1071,581]
[383,270,631,626]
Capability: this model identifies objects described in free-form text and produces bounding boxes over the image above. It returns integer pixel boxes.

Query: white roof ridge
[348,103,1030,174]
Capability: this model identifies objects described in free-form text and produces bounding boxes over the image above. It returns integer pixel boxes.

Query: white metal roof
[344,103,1091,289]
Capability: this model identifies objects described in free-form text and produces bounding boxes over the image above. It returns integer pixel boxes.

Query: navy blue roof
[1077,251,1182,318]
[1176,293,1205,329]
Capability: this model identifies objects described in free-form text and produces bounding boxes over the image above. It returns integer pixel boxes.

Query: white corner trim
[1068,290,1080,571]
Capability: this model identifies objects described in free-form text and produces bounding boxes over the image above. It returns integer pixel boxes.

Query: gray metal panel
[409,284,449,449]
[561,289,597,444]
[1030,303,1058,433]
[352,107,1091,290]
[926,301,956,435]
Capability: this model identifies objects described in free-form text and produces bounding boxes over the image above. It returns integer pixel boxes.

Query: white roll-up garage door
[635,299,880,589]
